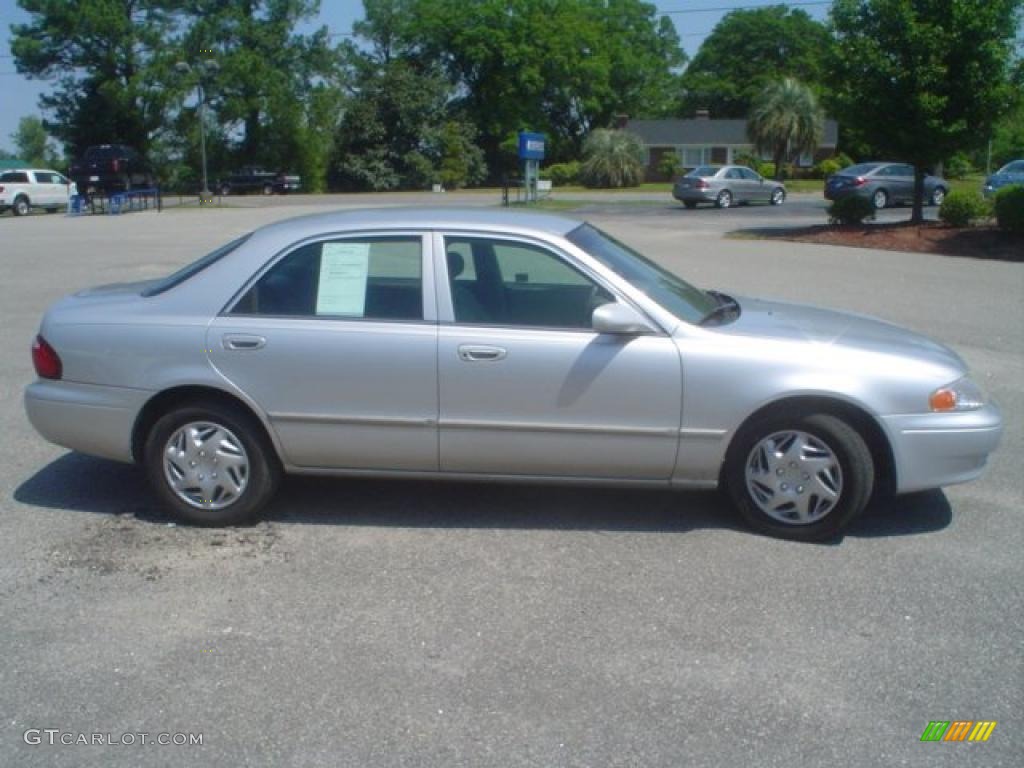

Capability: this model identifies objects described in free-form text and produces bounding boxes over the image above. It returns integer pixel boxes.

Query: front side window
[445,236,612,328]
[740,168,760,180]
[232,236,422,321]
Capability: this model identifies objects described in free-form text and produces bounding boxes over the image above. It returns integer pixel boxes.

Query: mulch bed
[748,221,1023,261]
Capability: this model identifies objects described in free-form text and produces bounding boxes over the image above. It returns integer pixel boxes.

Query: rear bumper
[672,189,716,203]
[25,380,151,463]
[883,405,1003,493]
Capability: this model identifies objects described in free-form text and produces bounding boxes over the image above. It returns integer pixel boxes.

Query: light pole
[176,58,219,202]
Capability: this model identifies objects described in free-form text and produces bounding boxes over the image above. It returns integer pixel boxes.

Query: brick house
[619,112,839,181]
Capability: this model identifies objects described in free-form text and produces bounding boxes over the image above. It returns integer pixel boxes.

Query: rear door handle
[223,334,266,351]
[458,344,507,362]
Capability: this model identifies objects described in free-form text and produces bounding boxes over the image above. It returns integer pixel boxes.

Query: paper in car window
[316,242,370,315]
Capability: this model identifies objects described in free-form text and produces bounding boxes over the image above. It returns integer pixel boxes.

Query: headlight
[929,376,986,412]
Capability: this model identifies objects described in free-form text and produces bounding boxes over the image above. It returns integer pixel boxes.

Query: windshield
[998,160,1024,174]
[687,166,719,177]
[567,224,717,325]
[142,234,251,297]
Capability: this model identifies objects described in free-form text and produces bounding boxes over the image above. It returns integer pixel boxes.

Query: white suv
[0,169,77,216]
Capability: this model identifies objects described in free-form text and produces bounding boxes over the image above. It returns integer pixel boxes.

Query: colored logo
[920,721,997,742]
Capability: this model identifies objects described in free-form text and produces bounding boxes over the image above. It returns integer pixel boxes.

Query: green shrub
[827,195,877,225]
[756,161,776,179]
[657,152,681,179]
[994,184,1024,233]
[944,152,975,180]
[579,129,644,188]
[734,151,759,170]
[540,161,581,186]
[938,190,990,227]
[816,157,845,177]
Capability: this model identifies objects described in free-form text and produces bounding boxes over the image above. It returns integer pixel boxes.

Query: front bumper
[883,404,1003,493]
[25,380,151,463]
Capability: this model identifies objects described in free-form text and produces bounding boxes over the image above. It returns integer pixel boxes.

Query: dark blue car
[983,159,1024,198]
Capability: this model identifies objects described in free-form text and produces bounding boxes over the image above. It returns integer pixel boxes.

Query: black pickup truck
[68,145,154,197]
[217,167,302,196]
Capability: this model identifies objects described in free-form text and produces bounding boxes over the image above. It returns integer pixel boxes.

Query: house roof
[625,118,838,147]
[0,158,29,170]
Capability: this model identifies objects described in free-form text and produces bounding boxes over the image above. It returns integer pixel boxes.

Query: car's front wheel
[144,401,280,525]
[724,412,874,541]
[930,187,946,206]
[770,188,785,206]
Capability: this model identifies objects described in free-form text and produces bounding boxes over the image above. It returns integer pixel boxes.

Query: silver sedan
[672,165,786,209]
[25,208,1002,540]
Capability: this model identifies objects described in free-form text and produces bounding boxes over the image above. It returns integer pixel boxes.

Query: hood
[712,295,966,372]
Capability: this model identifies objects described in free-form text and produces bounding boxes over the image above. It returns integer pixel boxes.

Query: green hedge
[540,161,581,186]
[939,190,990,228]
[994,184,1024,233]
[827,195,876,225]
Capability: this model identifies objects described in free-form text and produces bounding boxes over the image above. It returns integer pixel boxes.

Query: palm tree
[580,129,645,188]
[747,78,824,181]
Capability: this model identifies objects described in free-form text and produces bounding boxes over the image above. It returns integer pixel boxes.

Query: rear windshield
[142,234,251,297]
[840,163,883,176]
[687,166,719,177]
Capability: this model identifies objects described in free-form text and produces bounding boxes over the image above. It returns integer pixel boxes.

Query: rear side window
[0,171,29,183]
[231,237,422,321]
[142,235,251,297]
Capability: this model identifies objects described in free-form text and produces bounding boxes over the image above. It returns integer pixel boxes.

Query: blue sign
[518,132,546,160]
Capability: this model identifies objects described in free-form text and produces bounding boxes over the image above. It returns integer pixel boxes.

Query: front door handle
[223,334,266,351]
[458,344,507,362]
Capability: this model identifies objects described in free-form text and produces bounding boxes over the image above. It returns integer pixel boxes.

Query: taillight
[32,335,62,380]
[853,176,867,187]
[112,159,120,173]
[0,184,5,193]
[695,179,709,189]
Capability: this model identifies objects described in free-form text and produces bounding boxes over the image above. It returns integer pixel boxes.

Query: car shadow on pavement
[14,452,952,538]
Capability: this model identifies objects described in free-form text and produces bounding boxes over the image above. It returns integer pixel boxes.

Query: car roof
[250,207,582,241]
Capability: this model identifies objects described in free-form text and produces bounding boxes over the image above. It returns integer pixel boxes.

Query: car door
[207,232,439,471]
[889,164,915,203]
[435,232,683,480]
[27,171,51,205]
[724,167,749,202]
[741,167,769,202]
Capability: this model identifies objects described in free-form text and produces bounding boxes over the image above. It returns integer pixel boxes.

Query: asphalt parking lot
[1,195,1021,767]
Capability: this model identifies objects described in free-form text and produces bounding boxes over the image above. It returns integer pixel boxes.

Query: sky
[0,0,830,154]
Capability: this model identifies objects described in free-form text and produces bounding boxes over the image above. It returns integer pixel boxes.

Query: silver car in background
[25,208,1002,541]
[982,159,1024,198]
[672,165,786,209]
[825,162,948,209]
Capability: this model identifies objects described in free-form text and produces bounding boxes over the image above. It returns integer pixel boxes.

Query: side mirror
[592,302,656,335]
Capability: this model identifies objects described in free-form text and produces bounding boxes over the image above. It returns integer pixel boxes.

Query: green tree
[12,116,61,168]
[179,0,338,189]
[11,0,180,156]
[579,129,645,188]
[410,0,684,170]
[680,6,831,118]
[830,0,1024,222]
[747,78,824,181]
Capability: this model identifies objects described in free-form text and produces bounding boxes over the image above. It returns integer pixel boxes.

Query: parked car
[25,208,1002,541]
[982,159,1024,198]
[673,165,786,209]
[0,169,77,216]
[68,144,154,198]
[217,167,302,196]
[824,162,947,209]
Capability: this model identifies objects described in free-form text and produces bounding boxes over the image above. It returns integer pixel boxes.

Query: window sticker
[316,242,370,316]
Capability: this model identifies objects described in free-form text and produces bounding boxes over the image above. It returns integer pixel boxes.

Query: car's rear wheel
[770,188,786,206]
[871,189,888,209]
[724,412,874,541]
[262,183,273,196]
[13,196,30,216]
[144,401,280,526]
[683,201,698,209]
[930,187,946,206]
[715,190,733,209]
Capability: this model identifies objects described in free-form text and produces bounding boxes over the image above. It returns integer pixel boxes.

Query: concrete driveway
[1,196,1020,767]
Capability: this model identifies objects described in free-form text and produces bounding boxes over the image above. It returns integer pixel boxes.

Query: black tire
[12,196,30,217]
[930,187,946,206]
[770,187,786,206]
[144,400,281,526]
[715,190,733,209]
[46,207,59,214]
[220,184,231,196]
[683,201,698,209]
[723,412,874,541]
[871,189,888,209]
